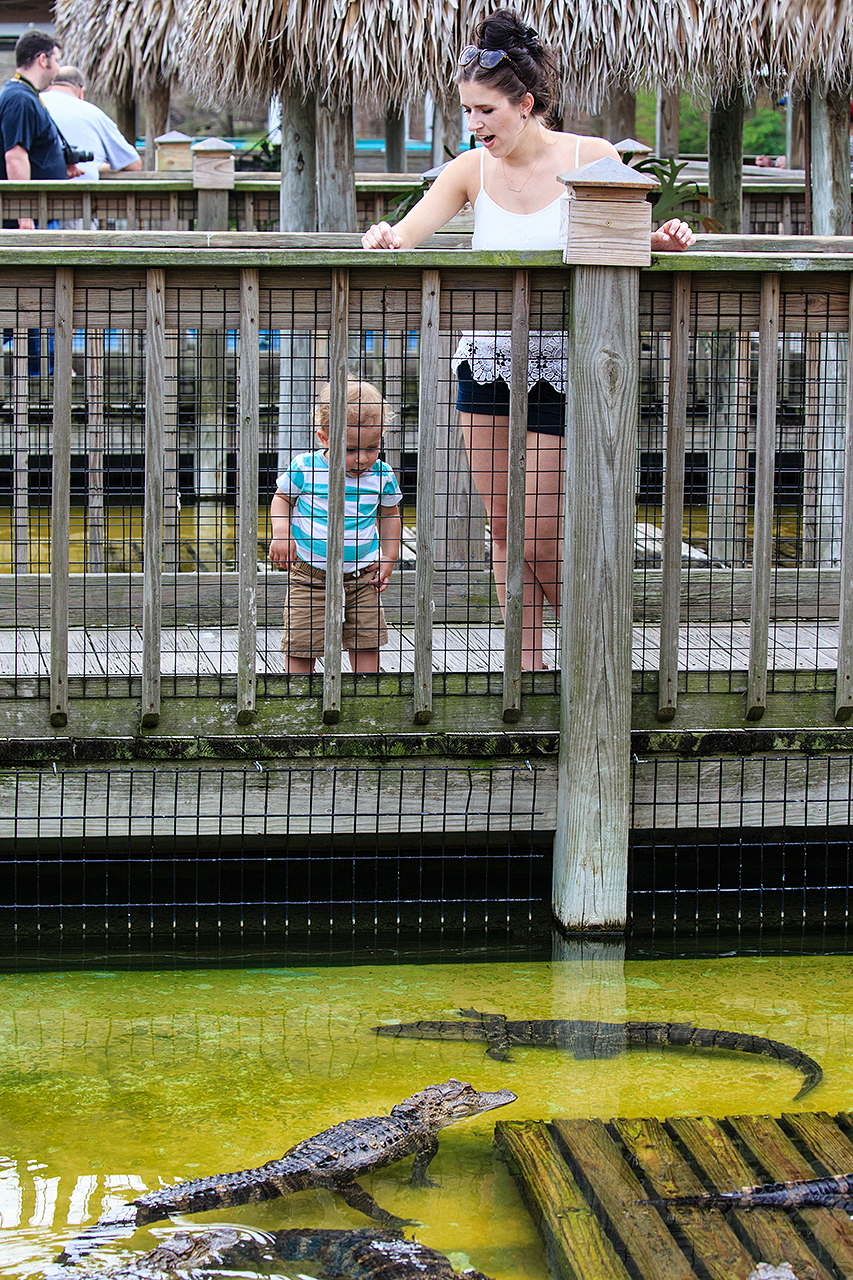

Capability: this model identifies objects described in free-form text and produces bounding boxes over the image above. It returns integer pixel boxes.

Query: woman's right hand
[361,221,403,250]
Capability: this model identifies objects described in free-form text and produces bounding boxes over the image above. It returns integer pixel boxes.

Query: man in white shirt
[41,66,141,180]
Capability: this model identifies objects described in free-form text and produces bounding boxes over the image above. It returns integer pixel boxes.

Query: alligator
[226,1225,497,1280]
[372,1008,823,1100]
[644,1171,853,1213]
[57,1226,498,1280]
[56,1079,516,1265]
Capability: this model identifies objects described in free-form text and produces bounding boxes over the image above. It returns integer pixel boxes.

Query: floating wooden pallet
[495,1112,853,1280]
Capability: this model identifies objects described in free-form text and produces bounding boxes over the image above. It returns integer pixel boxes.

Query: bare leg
[524,431,564,665]
[459,414,556,669]
[349,648,380,672]
[284,654,315,673]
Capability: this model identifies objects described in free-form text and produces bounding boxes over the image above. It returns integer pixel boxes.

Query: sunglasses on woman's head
[458,45,531,89]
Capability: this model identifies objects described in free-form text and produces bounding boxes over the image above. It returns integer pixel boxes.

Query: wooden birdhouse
[155,131,193,171]
[191,137,236,190]
[558,156,660,266]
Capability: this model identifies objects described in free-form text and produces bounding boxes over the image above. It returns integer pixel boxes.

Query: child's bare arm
[269,491,298,566]
[373,506,402,592]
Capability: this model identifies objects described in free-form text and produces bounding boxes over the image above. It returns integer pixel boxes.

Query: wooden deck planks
[729,1114,853,1278]
[495,1120,631,1280]
[495,1111,853,1280]
[666,1114,835,1280]
[0,623,837,677]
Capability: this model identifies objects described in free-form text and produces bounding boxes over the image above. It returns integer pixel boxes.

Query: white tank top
[470,135,580,251]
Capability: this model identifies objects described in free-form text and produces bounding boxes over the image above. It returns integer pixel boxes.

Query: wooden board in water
[495,1110,853,1280]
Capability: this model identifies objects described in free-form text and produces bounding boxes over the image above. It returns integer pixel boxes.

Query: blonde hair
[314,379,393,429]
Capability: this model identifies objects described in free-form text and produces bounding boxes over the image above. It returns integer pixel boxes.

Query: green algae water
[1,952,852,1280]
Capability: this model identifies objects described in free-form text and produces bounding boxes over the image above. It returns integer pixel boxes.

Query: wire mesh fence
[1,258,851,704]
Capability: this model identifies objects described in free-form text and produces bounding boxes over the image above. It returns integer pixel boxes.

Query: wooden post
[746,273,779,721]
[810,84,852,236]
[384,107,406,172]
[316,102,356,232]
[237,268,260,723]
[553,157,655,933]
[192,138,235,232]
[835,276,853,721]
[786,93,806,169]
[657,274,690,721]
[50,268,73,728]
[141,268,166,728]
[502,269,529,722]
[12,329,29,575]
[155,130,193,171]
[115,89,136,151]
[143,78,170,171]
[84,329,106,574]
[708,89,744,234]
[554,263,640,932]
[280,92,316,233]
[413,269,440,723]
[322,268,349,723]
[600,88,635,143]
[655,87,680,158]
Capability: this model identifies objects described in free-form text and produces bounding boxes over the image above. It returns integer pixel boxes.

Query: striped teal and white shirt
[276,450,402,569]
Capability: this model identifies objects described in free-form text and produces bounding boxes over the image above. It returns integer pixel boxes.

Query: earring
[521,113,527,120]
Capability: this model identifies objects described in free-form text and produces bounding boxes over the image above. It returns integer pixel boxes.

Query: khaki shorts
[281,559,389,657]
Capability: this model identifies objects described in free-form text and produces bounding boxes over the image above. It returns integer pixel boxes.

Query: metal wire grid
[630,753,853,935]
[0,761,551,941]
[636,276,849,698]
[1,267,850,697]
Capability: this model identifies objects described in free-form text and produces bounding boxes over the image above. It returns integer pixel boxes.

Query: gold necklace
[500,142,547,193]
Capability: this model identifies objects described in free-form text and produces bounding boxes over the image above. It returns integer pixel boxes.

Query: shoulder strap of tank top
[479,143,485,192]
[575,134,581,167]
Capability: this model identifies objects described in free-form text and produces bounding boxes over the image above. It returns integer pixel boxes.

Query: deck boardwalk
[495,1111,853,1280]
[0,623,841,677]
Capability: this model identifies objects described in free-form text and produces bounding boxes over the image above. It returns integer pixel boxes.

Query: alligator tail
[373,1020,490,1043]
[681,1025,822,1099]
[623,1021,822,1100]
[643,1173,853,1211]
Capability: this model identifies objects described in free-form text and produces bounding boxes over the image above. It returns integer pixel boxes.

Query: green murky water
[1,953,852,1279]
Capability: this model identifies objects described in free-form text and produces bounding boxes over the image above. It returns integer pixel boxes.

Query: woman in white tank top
[363,9,694,670]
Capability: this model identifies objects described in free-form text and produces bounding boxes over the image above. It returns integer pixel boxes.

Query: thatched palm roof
[54,0,183,96]
[762,0,853,93]
[181,0,853,122]
[181,0,456,111]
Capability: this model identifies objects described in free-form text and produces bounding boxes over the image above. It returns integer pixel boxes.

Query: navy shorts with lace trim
[455,360,565,435]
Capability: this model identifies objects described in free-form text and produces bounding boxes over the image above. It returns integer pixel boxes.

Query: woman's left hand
[651,219,696,252]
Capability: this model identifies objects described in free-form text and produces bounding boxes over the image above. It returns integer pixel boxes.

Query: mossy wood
[666,1114,836,1279]
[728,1114,853,1276]
[498,1113,853,1280]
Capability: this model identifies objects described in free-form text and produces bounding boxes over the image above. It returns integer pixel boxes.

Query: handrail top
[0,172,422,192]
[0,230,852,271]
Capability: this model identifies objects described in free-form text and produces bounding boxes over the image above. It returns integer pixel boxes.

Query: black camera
[63,145,95,165]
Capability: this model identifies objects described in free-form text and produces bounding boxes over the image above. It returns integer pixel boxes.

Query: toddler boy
[269,379,402,673]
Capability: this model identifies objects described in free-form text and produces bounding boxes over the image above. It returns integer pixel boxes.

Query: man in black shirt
[0,30,81,228]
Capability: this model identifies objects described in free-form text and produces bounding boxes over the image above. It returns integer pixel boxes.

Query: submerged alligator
[57,1079,516,1265]
[373,1008,823,1100]
[57,1226,497,1280]
[645,1171,853,1212]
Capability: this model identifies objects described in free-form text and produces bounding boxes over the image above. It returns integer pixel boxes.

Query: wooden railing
[0,173,421,234]
[3,232,853,925]
[2,169,844,235]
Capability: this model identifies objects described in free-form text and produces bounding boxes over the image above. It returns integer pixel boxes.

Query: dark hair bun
[465,8,554,114]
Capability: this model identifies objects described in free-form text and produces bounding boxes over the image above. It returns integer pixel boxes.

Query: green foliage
[633,90,786,157]
[634,155,720,232]
[743,108,786,156]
